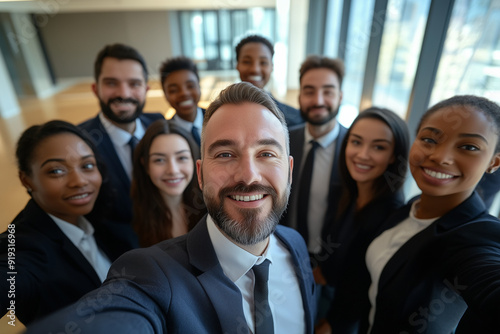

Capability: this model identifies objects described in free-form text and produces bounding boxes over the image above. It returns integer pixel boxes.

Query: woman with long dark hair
[131,119,206,247]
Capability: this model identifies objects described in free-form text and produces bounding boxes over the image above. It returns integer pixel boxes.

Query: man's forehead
[205,103,285,140]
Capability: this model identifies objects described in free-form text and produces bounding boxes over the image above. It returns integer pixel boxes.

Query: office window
[372,0,431,117]
[338,0,376,127]
[430,0,500,106]
[178,8,276,71]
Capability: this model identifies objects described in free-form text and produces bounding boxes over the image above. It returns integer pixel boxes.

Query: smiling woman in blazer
[0,120,127,326]
[366,95,500,333]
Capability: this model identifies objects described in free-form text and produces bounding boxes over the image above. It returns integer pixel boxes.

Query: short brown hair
[299,55,345,87]
[201,82,289,157]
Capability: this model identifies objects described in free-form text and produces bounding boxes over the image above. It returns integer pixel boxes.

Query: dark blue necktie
[253,259,274,334]
[297,140,320,244]
[191,125,201,146]
[128,136,139,161]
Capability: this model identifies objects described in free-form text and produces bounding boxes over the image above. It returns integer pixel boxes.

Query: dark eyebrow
[458,133,488,144]
[207,139,236,156]
[421,127,489,144]
[350,133,392,144]
[207,138,284,155]
[40,155,95,167]
[302,84,337,90]
[257,138,284,154]
[420,127,442,135]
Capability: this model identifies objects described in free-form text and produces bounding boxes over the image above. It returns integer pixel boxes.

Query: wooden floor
[0,73,299,332]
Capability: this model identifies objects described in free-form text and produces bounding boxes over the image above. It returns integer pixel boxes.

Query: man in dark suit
[79,44,164,231]
[281,55,347,261]
[159,56,204,160]
[27,82,317,334]
[235,34,304,127]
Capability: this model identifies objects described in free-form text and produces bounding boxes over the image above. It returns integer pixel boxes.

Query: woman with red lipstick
[0,120,126,325]
[365,95,500,333]
[131,119,206,247]
[316,107,409,334]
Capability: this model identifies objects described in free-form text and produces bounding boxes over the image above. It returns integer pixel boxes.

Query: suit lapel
[274,226,315,334]
[24,200,102,287]
[94,117,131,190]
[377,193,488,292]
[187,218,249,334]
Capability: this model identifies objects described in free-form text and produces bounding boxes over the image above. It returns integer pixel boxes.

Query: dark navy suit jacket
[26,217,317,333]
[320,191,404,333]
[369,192,500,334]
[78,112,164,227]
[280,123,348,248]
[0,200,122,325]
[271,95,304,128]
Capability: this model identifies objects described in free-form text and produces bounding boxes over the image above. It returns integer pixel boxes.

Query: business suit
[320,191,404,333]
[78,112,164,228]
[271,95,304,128]
[0,200,121,325]
[27,217,317,333]
[369,192,500,333]
[167,108,205,161]
[476,171,500,209]
[280,122,348,246]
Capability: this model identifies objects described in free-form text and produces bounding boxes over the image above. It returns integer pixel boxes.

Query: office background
[0,0,499,330]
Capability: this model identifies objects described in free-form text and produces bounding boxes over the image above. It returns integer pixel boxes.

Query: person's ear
[19,171,34,195]
[487,153,500,173]
[196,159,203,190]
[91,83,98,97]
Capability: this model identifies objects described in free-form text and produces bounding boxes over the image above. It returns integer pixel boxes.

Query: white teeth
[166,178,182,183]
[231,194,264,202]
[424,169,454,179]
[356,164,371,170]
[68,193,89,200]
[249,75,262,81]
[179,100,193,107]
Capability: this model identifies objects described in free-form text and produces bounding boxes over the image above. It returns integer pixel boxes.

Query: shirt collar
[172,107,203,130]
[99,112,146,146]
[206,215,273,282]
[50,214,94,245]
[304,120,340,148]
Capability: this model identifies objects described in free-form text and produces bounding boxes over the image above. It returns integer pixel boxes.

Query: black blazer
[26,217,317,333]
[320,191,404,333]
[270,95,304,128]
[370,192,500,333]
[0,200,122,325]
[280,123,348,246]
[78,112,164,227]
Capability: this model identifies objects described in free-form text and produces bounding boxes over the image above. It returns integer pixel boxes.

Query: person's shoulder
[288,123,306,135]
[141,112,165,122]
[275,224,305,244]
[78,115,100,129]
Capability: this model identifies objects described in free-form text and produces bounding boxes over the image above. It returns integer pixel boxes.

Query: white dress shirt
[206,216,305,334]
[98,112,146,179]
[290,122,340,253]
[365,199,438,331]
[170,107,203,140]
[50,215,112,282]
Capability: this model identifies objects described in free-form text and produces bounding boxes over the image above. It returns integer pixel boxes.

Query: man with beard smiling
[79,44,164,241]
[281,55,347,260]
[26,82,316,334]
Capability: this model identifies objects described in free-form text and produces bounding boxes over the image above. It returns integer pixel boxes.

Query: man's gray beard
[203,183,290,246]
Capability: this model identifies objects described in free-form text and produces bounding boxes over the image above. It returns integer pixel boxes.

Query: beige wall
[39,11,174,79]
